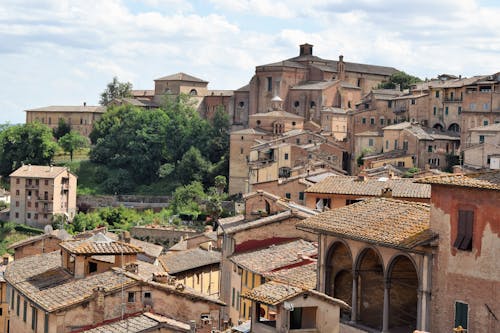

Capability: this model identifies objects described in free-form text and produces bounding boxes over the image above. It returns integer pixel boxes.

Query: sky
[1,0,499,124]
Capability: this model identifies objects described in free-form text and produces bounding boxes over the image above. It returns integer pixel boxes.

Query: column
[382,279,391,333]
[416,288,423,331]
[350,270,359,324]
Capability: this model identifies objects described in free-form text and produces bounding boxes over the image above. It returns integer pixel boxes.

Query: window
[362,118,366,124]
[483,103,489,110]
[189,89,197,96]
[454,210,474,251]
[232,288,235,307]
[428,145,433,152]
[296,138,300,144]
[299,192,304,201]
[243,302,246,318]
[433,107,437,115]
[16,294,20,316]
[454,302,468,331]
[368,138,374,146]
[483,120,489,126]
[238,101,245,107]
[435,90,440,98]
[10,289,14,310]
[44,179,49,185]
[284,153,289,160]
[403,140,408,151]
[44,313,49,333]
[294,101,300,107]
[385,140,389,150]
[470,103,476,110]
[128,292,135,303]
[23,300,27,322]
[267,77,272,92]
[445,106,449,115]
[16,178,20,184]
[364,103,369,109]
[411,99,416,105]
[387,101,392,108]
[458,106,462,114]
[394,140,398,150]
[387,119,392,125]
[479,135,485,143]
[31,306,37,330]
[256,120,261,126]
[236,292,240,310]
[15,201,19,207]
[380,118,385,125]
[240,148,243,154]
[144,292,151,299]
[370,117,375,125]
[88,262,98,273]
[285,193,291,199]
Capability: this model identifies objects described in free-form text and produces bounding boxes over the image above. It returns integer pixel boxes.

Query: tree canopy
[59,131,89,161]
[0,122,58,177]
[99,76,133,106]
[88,94,230,194]
[377,71,422,90]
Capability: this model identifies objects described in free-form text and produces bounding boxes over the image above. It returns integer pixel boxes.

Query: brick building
[417,171,500,333]
[9,165,77,228]
[297,198,436,332]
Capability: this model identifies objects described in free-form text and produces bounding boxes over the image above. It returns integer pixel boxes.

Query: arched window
[294,101,300,107]
[189,89,197,96]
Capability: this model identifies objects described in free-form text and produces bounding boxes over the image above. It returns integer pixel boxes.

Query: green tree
[214,175,227,195]
[99,76,133,106]
[59,131,89,161]
[176,147,211,185]
[170,181,206,219]
[0,122,58,177]
[53,118,71,140]
[377,71,422,90]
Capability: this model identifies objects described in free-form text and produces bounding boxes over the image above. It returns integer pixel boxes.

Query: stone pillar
[350,270,359,324]
[382,279,391,333]
[417,288,423,331]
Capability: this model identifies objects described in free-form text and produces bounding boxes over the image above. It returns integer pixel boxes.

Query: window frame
[454,210,474,251]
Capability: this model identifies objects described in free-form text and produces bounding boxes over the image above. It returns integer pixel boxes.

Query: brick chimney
[337,55,346,80]
[299,43,313,56]
[381,187,393,198]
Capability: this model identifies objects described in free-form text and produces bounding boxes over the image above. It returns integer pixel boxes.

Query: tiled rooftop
[264,262,317,289]
[297,198,434,249]
[8,229,71,250]
[242,281,303,305]
[159,248,221,274]
[416,171,500,190]
[25,105,105,113]
[4,251,137,312]
[82,312,190,332]
[10,165,74,179]
[154,72,207,83]
[305,175,430,198]
[230,239,317,274]
[60,233,144,255]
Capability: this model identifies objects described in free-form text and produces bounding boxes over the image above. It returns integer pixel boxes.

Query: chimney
[93,287,105,323]
[299,43,313,56]
[381,187,393,198]
[338,55,345,80]
[121,231,131,243]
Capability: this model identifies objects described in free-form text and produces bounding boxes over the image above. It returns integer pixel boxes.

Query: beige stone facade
[9,165,77,228]
[463,122,500,169]
[25,105,105,138]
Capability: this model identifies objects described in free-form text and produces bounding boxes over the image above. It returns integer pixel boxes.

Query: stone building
[7,229,71,260]
[296,198,436,332]
[25,105,105,138]
[9,165,77,228]
[417,171,500,333]
[159,247,221,298]
[236,43,398,128]
[217,190,317,326]
[462,122,500,170]
[4,233,225,333]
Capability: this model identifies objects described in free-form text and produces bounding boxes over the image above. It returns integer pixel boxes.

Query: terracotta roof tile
[416,170,500,190]
[242,281,303,305]
[60,233,144,255]
[159,248,220,274]
[297,198,434,249]
[230,240,317,274]
[82,312,191,332]
[10,165,75,179]
[305,176,430,198]
[264,262,317,289]
[4,252,137,312]
[154,72,208,83]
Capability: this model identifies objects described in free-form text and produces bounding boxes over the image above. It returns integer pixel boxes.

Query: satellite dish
[44,225,53,234]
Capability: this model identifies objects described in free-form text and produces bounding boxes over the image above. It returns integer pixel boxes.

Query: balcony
[25,183,39,189]
[444,97,463,103]
[38,196,53,201]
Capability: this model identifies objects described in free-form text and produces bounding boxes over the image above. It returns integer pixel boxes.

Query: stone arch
[387,254,419,331]
[448,123,460,132]
[189,89,198,96]
[433,123,444,131]
[325,240,353,317]
[355,247,384,330]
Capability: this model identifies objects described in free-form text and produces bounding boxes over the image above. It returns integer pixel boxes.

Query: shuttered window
[454,210,474,251]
